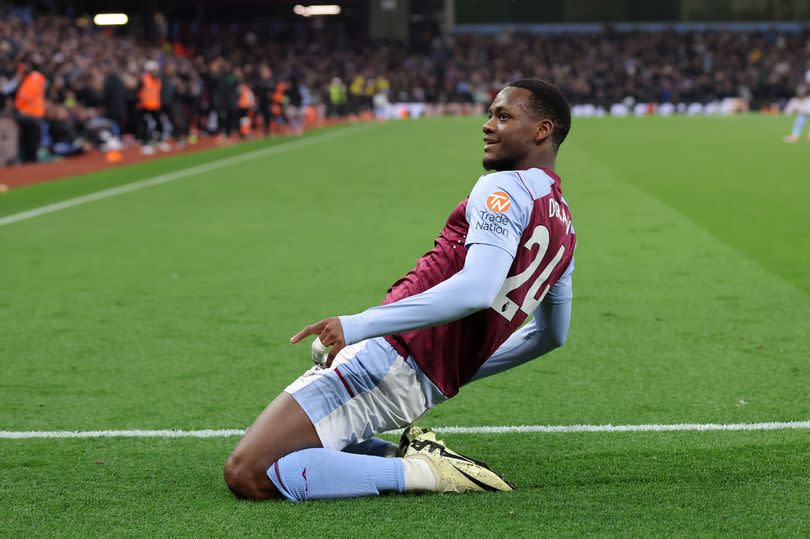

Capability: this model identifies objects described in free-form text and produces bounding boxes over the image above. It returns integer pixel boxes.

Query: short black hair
[507,79,571,152]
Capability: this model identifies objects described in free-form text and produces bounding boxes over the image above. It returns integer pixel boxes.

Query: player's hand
[290,317,346,367]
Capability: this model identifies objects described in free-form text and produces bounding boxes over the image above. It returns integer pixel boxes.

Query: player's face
[482,87,537,171]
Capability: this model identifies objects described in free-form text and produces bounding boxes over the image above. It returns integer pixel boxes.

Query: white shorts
[285,337,445,450]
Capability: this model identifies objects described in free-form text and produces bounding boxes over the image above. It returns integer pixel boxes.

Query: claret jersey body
[384,167,576,397]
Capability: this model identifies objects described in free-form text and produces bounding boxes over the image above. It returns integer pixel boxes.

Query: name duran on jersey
[548,198,572,232]
[383,167,576,397]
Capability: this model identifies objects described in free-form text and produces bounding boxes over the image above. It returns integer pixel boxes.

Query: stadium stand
[1,7,809,166]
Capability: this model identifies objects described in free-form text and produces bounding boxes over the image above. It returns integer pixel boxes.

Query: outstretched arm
[290,243,513,363]
[292,170,535,364]
[339,243,513,344]
[471,258,574,382]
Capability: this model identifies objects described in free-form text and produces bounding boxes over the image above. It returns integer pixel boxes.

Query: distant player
[224,79,576,501]
[784,82,810,143]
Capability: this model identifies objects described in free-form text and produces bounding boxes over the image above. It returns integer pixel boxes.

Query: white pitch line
[0,429,246,439]
[2,420,809,439]
[0,125,369,227]
[435,420,810,434]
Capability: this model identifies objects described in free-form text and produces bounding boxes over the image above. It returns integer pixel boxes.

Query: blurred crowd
[2,11,809,165]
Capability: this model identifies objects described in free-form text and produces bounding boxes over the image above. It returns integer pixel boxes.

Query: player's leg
[223,392,322,500]
[224,338,424,501]
[269,339,514,500]
[266,446,406,501]
[262,339,425,500]
[223,392,409,501]
[225,338,511,501]
[342,437,400,457]
[224,400,404,500]
[791,114,806,140]
[785,114,806,142]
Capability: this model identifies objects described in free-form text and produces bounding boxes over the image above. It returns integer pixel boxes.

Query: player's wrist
[337,315,359,345]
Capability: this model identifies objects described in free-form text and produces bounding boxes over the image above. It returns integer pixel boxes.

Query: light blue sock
[791,114,807,137]
[267,448,405,501]
[342,437,399,457]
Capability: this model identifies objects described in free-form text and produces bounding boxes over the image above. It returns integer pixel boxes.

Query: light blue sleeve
[465,171,533,257]
[339,243,513,345]
[470,257,574,382]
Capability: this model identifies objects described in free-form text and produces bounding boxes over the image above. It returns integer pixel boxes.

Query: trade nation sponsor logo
[486,191,511,212]
[476,210,510,237]
[476,191,512,236]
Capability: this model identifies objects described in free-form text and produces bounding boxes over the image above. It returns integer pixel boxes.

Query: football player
[224,79,576,501]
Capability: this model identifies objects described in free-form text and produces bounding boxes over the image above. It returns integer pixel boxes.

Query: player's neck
[513,153,555,172]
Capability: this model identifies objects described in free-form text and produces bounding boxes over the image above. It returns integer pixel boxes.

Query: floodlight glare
[93,13,129,26]
[293,5,342,17]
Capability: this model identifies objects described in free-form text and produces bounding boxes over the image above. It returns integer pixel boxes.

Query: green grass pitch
[1,115,809,536]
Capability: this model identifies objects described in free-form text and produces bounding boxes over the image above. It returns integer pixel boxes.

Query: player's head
[482,79,571,171]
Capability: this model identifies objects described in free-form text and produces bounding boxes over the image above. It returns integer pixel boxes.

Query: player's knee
[223,452,281,501]
[222,453,251,498]
[549,327,568,349]
[550,334,566,349]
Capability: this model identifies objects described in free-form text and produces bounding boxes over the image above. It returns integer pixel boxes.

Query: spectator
[158,62,176,151]
[102,64,127,136]
[328,76,347,117]
[235,68,256,138]
[136,60,162,154]
[4,9,810,167]
[13,56,46,162]
[254,64,275,136]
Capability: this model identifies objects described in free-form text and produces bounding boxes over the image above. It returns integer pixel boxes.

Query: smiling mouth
[484,140,499,149]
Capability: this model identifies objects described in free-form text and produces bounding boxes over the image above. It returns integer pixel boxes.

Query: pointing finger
[290,322,322,343]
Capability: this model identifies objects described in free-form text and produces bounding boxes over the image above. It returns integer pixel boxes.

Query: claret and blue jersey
[383,167,576,396]
[230,80,580,504]
[278,165,576,500]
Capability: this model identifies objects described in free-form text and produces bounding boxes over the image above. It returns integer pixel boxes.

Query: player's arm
[341,242,513,341]
[470,258,573,382]
[290,242,514,362]
[290,171,531,363]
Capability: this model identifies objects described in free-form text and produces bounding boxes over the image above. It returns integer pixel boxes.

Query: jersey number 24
[492,224,566,321]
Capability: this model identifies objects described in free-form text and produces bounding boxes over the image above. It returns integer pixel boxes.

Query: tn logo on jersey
[486,191,511,213]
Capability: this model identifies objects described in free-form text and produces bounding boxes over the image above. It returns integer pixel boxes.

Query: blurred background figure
[784,63,810,142]
[235,68,256,139]
[328,77,347,118]
[136,60,161,155]
[12,56,46,162]
[102,62,127,143]
[254,64,275,137]
[286,76,305,136]
[208,57,236,143]
[158,62,176,151]
[784,85,810,142]
[270,79,287,135]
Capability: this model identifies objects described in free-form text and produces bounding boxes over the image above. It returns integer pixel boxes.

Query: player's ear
[534,118,554,145]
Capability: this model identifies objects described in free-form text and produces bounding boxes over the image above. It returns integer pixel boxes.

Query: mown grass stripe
[0,124,370,227]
